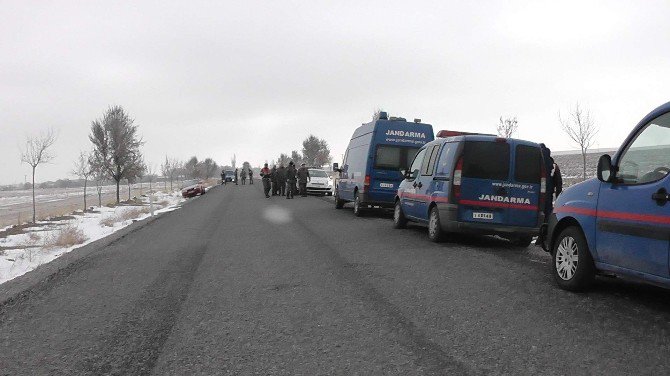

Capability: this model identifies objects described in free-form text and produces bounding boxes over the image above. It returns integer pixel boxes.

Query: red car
[181,179,206,198]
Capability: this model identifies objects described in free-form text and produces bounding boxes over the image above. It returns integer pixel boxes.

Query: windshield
[309,169,328,177]
[374,145,420,171]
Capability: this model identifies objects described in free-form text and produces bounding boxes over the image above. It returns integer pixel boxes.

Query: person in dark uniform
[234,168,239,185]
[297,163,310,197]
[270,166,278,196]
[249,169,254,185]
[552,160,563,198]
[260,163,271,198]
[221,169,226,185]
[286,161,297,199]
[241,168,247,185]
[540,144,554,220]
[277,163,287,196]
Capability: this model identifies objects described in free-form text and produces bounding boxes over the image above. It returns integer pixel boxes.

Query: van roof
[351,118,432,140]
[429,133,541,147]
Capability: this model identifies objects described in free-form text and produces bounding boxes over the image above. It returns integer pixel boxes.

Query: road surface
[1,183,670,375]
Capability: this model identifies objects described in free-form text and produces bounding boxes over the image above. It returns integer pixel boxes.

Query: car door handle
[416,182,423,188]
[412,182,417,188]
[652,188,668,205]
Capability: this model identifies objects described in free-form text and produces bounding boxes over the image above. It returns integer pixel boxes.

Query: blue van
[394,131,545,245]
[335,113,434,216]
[540,102,670,291]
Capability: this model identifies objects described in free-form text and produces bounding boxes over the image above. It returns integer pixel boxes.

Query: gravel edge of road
[0,202,187,306]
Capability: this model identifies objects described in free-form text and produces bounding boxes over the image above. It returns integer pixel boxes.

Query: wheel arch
[551,216,588,255]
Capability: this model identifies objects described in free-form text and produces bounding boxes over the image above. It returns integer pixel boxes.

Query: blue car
[335,113,434,216]
[541,102,670,291]
[394,131,545,245]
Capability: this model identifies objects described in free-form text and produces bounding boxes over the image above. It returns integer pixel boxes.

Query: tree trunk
[98,187,102,207]
[128,182,131,201]
[31,167,36,223]
[116,180,120,204]
[582,152,587,181]
[83,178,88,211]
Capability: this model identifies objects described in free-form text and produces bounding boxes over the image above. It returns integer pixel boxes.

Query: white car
[306,168,334,196]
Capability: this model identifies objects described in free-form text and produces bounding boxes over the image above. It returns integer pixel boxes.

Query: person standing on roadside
[286,161,297,199]
[260,163,271,198]
[540,144,554,220]
[552,160,563,198]
[249,169,254,185]
[221,169,226,185]
[234,168,239,185]
[270,165,278,196]
[297,163,311,197]
[241,168,247,185]
[277,163,287,196]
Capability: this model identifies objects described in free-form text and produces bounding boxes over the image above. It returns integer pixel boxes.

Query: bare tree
[372,108,384,121]
[161,156,182,191]
[559,103,598,180]
[302,135,332,167]
[497,116,518,138]
[145,163,157,192]
[20,128,57,223]
[72,151,94,211]
[92,166,106,208]
[89,106,144,203]
[202,158,218,179]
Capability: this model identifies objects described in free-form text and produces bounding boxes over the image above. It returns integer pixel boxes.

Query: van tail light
[453,156,463,201]
[363,175,371,193]
[539,162,547,213]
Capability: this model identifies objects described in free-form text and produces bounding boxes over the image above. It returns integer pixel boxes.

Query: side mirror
[597,154,614,182]
[401,170,411,180]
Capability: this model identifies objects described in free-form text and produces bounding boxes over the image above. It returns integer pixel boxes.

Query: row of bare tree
[269,135,332,168]
[21,105,223,224]
[496,103,598,180]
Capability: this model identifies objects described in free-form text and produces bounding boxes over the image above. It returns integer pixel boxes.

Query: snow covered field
[0,190,186,285]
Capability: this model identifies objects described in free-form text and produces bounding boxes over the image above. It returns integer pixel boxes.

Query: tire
[335,190,345,209]
[512,236,533,247]
[327,192,333,196]
[552,226,596,291]
[427,206,444,242]
[353,191,364,217]
[393,200,407,229]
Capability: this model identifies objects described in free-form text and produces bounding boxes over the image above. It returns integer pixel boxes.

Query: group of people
[220,168,254,185]
[260,161,311,199]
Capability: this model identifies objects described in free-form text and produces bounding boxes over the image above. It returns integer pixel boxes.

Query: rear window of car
[462,141,510,180]
[514,145,541,183]
[374,145,420,171]
[309,169,328,177]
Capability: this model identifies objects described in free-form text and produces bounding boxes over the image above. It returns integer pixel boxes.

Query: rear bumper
[437,203,540,237]
[362,191,395,208]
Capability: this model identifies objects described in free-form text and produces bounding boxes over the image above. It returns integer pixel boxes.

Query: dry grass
[120,207,151,221]
[99,216,117,227]
[44,223,87,248]
[157,200,170,207]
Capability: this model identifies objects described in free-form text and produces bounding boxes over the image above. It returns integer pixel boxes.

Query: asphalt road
[2,183,670,375]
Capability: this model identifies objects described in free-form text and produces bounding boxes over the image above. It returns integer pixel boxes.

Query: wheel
[427,206,444,242]
[512,236,533,247]
[335,190,345,209]
[393,200,407,229]
[552,227,596,291]
[327,192,333,196]
[353,191,364,217]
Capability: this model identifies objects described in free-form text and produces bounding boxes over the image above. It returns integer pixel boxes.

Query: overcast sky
[2,0,669,184]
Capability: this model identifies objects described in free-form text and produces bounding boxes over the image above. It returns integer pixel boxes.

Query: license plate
[473,212,493,220]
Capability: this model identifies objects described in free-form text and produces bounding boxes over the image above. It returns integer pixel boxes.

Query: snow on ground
[0,190,186,285]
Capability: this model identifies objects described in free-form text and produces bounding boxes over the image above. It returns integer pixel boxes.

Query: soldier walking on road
[241,168,247,185]
[298,163,310,197]
[277,163,287,196]
[286,161,297,199]
[249,169,254,185]
[234,168,239,185]
[260,163,271,198]
[221,169,226,185]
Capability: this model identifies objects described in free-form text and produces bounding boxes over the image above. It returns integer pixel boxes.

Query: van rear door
[506,143,542,228]
[458,140,511,225]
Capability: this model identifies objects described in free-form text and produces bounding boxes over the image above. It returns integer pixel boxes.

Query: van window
[422,145,440,176]
[435,143,457,176]
[618,112,670,185]
[374,145,420,171]
[409,148,427,180]
[462,141,510,180]
[514,145,541,183]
